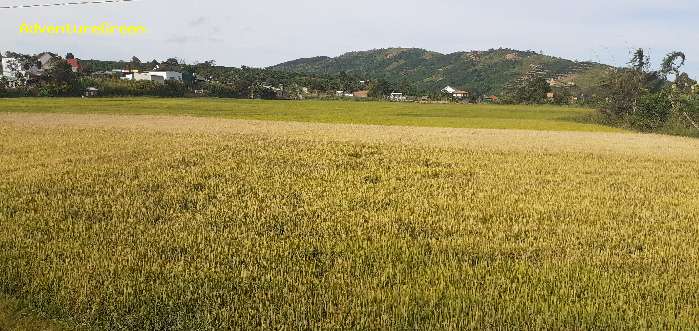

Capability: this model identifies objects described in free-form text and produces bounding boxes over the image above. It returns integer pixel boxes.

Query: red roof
[67,58,81,70]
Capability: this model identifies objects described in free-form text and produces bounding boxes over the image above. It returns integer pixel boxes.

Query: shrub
[630,91,672,130]
[205,82,244,98]
[78,78,187,97]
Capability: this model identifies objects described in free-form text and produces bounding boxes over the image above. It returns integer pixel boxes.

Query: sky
[1,0,697,76]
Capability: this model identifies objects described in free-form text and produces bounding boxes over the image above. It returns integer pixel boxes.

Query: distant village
[2,52,184,87]
[2,51,579,103]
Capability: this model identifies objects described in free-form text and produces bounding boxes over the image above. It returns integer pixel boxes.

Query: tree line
[599,49,697,135]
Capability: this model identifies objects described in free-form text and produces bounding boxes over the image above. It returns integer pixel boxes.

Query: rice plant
[0,113,698,329]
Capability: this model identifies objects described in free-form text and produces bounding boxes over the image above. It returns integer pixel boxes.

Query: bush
[37,83,79,97]
[78,78,187,97]
[630,91,672,130]
[205,82,244,98]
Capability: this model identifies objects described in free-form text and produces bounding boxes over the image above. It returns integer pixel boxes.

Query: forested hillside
[271,48,613,96]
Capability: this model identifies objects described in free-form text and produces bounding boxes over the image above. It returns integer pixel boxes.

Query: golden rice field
[1,112,699,330]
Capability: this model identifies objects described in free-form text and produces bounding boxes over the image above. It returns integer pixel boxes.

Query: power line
[0,0,140,9]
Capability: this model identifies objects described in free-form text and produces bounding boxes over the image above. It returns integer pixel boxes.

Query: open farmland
[0,98,622,133]
[1,107,699,329]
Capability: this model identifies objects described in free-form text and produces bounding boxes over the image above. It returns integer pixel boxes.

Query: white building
[389,92,406,101]
[2,58,25,79]
[149,71,183,81]
[452,90,468,99]
[122,71,182,82]
[441,85,456,94]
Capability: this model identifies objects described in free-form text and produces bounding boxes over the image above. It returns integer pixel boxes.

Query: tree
[602,68,647,117]
[368,79,392,98]
[675,73,696,94]
[398,79,417,96]
[337,71,353,91]
[629,48,650,71]
[503,76,551,104]
[660,51,686,81]
[66,53,75,60]
[46,60,76,85]
[164,58,179,66]
[159,58,180,71]
[600,49,699,133]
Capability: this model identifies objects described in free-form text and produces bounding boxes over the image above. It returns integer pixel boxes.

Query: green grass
[0,98,623,132]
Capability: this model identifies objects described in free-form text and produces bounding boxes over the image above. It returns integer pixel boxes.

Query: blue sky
[1,0,697,76]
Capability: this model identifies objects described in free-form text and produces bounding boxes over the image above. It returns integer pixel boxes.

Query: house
[123,71,182,82]
[441,85,456,94]
[389,92,406,101]
[67,58,82,72]
[36,52,59,71]
[546,92,555,99]
[336,91,345,97]
[353,90,369,98]
[2,58,25,79]
[262,85,282,92]
[84,87,99,97]
[452,90,468,99]
[149,71,183,81]
[2,58,28,87]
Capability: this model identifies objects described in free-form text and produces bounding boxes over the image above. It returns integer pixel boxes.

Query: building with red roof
[67,58,81,72]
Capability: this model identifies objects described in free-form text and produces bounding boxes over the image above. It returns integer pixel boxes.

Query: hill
[270,48,614,96]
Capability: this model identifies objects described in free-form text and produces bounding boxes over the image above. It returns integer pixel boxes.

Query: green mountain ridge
[270,48,614,96]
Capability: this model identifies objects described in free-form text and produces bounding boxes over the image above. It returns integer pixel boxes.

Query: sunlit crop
[1,112,698,330]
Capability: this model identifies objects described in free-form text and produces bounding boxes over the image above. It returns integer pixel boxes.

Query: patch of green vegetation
[0,98,624,132]
[0,295,72,331]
